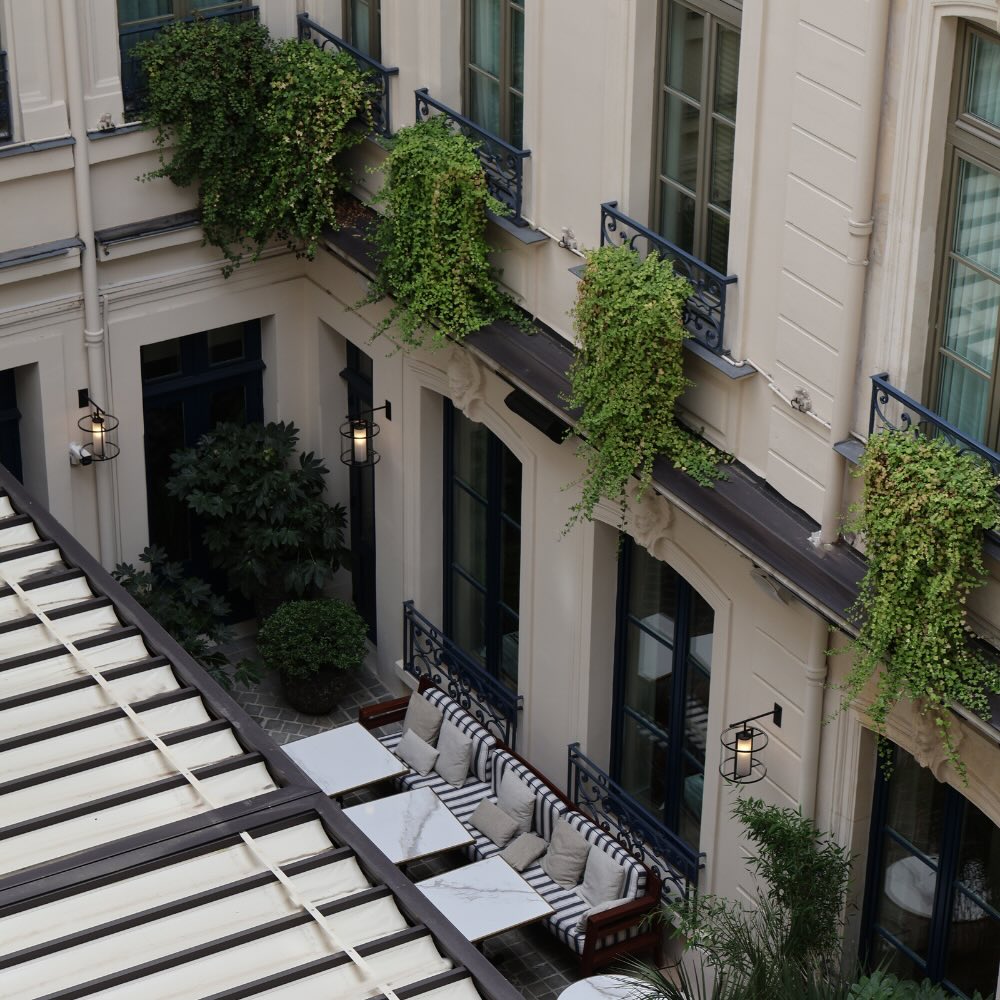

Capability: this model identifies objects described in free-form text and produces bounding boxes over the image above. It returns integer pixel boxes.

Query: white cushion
[434,720,473,787]
[402,695,444,745]
[497,770,536,835]
[470,799,520,847]
[499,832,548,872]
[576,896,630,932]
[578,844,627,906]
[395,729,439,776]
[540,818,591,888]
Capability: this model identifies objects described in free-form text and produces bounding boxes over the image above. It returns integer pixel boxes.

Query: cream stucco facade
[2,0,1000,984]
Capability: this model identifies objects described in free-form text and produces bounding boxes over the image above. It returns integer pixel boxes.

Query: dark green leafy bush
[257,599,368,680]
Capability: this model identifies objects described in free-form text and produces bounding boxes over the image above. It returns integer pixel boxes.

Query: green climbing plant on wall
[361,115,521,348]
[564,243,725,526]
[839,429,1000,779]
[137,18,373,274]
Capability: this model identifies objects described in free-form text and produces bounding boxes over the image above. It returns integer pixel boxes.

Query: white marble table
[343,786,474,864]
[282,723,408,798]
[559,976,644,1000]
[415,856,553,942]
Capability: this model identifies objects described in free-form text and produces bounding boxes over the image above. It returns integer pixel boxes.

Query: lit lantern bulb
[91,414,106,460]
[735,728,754,779]
[352,420,368,465]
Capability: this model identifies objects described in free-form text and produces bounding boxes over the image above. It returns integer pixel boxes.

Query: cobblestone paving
[226,640,581,999]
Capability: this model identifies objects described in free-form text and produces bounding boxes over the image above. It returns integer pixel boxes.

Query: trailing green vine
[839,429,1000,780]
[362,115,521,348]
[137,19,373,274]
[564,243,725,526]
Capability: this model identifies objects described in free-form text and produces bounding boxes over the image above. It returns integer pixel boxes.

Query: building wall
[1,0,999,964]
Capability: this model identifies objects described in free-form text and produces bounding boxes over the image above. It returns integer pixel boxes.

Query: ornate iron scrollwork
[297,13,398,137]
[568,743,704,902]
[599,201,737,356]
[403,601,523,747]
[414,89,531,226]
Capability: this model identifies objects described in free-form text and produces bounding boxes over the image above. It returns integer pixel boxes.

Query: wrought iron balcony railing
[119,5,259,120]
[414,88,531,226]
[297,13,398,137]
[0,50,12,145]
[868,373,1000,477]
[600,201,738,357]
[403,600,523,747]
[568,743,704,901]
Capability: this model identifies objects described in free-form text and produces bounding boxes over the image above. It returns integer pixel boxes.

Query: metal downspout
[799,613,830,822]
[61,0,116,567]
[817,0,891,545]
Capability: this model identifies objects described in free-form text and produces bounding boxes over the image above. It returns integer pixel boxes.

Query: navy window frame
[442,399,521,690]
[610,536,711,851]
[0,369,23,482]
[860,743,1000,997]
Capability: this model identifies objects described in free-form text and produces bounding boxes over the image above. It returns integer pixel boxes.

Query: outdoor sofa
[358,682,662,974]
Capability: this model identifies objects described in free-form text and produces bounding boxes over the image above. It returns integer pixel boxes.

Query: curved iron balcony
[297,13,399,138]
[599,201,738,357]
[415,89,531,227]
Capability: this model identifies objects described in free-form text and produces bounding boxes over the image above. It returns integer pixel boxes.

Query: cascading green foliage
[840,429,1000,779]
[362,115,521,347]
[136,18,373,274]
[565,243,724,526]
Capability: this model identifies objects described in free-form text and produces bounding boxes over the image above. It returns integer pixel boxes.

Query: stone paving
[226,640,583,1000]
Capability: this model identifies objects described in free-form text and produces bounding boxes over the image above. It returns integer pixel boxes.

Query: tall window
[654,0,740,275]
[931,25,1000,449]
[443,402,522,690]
[611,538,713,851]
[344,0,380,60]
[118,1,252,117]
[0,28,13,145]
[464,0,525,148]
[862,744,1000,997]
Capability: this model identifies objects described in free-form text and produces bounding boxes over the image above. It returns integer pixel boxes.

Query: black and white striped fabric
[422,688,497,784]
[489,750,567,842]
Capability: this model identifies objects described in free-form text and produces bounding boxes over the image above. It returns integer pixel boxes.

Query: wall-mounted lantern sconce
[719,703,782,784]
[69,390,120,466]
[340,401,391,468]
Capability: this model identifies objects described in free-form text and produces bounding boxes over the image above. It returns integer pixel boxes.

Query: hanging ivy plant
[362,115,521,348]
[564,243,725,526]
[136,19,373,274]
[839,429,1000,779]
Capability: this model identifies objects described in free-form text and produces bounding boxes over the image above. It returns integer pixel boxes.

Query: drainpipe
[817,0,891,545]
[799,613,830,822]
[62,0,116,567]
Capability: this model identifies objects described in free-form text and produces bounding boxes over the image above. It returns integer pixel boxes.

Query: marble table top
[558,976,644,1000]
[415,856,554,942]
[282,723,408,797]
[343,786,474,864]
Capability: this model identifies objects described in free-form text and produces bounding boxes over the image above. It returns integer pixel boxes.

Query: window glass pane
[499,607,519,690]
[937,355,990,442]
[469,72,501,137]
[452,485,488,582]
[884,748,948,854]
[710,119,735,211]
[626,621,674,700]
[207,324,245,366]
[469,0,501,76]
[511,6,524,93]
[661,93,700,191]
[500,442,521,521]
[966,32,1000,130]
[450,572,487,666]
[509,93,523,150]
[714,24,740,120]
[659,183,696,253]
[869,934,927,984]
[941,258,1000,372]
[688,591,713,673]
[209,384,246,427]
[944,902,999,997]
[665,1,704,101]
[705,209,730,275]
[118,0,172,26]
[452,409,489,496]
[954,158,1000,278]
[678,753,704,848]
[349,0,372,56]
[875,839,938,964]
[141,338,182,381]
[500,520,520,611]
[628,545,679,626]
[620,713,668,817]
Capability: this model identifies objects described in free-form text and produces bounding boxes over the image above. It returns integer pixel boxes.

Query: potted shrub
[257,598,368,714]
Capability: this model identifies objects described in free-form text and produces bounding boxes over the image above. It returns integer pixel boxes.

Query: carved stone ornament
[908,699,963,783]
[447,348,485,421]
[627,482,674,560]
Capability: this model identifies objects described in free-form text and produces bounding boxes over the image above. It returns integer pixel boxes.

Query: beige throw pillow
[470,799,520,848]
[434,721,473,787]
[578,846,626,906]
[497,770,536,835]
[402,694,444,745]
[499,832,548,872]
[395,729,439,776]
[540,818,591,888]
[576,896,630,933]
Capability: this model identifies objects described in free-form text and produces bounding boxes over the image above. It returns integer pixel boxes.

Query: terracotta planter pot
[280,667,352,715]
